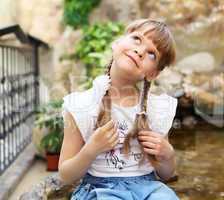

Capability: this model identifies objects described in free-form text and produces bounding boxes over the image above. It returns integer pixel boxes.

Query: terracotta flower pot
[46,153,60,171]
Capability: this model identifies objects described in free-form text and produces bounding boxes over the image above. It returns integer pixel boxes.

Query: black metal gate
[0,25,48,175]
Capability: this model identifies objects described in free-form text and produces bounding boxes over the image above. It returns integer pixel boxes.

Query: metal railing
[0,25,48,175]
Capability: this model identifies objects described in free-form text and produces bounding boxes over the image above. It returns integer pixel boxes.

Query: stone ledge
[19,174,80,200]
[0,143,36,200]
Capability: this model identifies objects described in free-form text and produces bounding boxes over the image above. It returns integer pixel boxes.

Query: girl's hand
[137,130,174,162]
[86,120,119,156]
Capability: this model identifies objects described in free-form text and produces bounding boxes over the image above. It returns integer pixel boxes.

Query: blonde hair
[94,19,176,167]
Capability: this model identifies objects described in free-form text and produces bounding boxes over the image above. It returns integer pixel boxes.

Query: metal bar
[2,47,6,170]
[0,25,29,43]
[0,44,39,175]
[33,45,39,110]
[0,25,48,48]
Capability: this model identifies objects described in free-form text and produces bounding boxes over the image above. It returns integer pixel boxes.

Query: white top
[61,74,178,177]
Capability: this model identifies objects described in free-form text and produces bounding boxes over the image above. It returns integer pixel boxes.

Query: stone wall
[1,0,223,101]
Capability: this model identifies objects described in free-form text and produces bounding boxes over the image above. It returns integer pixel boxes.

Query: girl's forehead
[133,25,157,39]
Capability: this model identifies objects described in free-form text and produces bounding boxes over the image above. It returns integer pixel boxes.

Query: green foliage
[40,130,63,154]
[74,22,124,88]
[63,0,101,29]
[35,99,64,154]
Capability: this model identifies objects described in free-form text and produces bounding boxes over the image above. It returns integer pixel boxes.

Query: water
[169,123,224,200]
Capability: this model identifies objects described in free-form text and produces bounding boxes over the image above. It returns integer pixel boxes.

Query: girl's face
[111,28,161,82]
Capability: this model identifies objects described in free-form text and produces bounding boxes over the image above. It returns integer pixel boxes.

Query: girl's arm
[138,131,176,181]
[58,111,118,185]
[58,111,97,185]
[153,135,176,181]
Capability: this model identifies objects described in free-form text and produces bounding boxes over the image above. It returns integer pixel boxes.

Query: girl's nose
[134,48,145,59]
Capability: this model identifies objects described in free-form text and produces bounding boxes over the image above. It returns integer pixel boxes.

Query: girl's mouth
[125,53,139,68]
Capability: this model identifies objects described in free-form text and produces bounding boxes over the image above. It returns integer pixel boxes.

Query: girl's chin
[117,65,141,80]
[117,60,138,72]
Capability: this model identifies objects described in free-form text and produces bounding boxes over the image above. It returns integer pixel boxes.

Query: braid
[139,79,158,166]
[140,78,150,113]
[123,78,158,167]
[105,58,113,76]
[94,58,113,130]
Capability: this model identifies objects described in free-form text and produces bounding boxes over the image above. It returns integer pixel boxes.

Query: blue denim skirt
[70,171,179,200]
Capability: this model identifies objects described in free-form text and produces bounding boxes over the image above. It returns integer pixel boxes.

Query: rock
[178,95,194,111]
[156,68,183,86]
[194,90,224,127]
[51,27,84,96]
[53,61,76,93]
[89,0,141,24]
[182,116,197,128]
[0,0,17,28]
[181,72,224,127]
[176,52,215,75]
[19,173,79,200]
[53,28,82,66]
[17,0,64,45]
[220,192,224,197]
[151,68,184,97]
[172,118,182,129]
[49,83,69,101]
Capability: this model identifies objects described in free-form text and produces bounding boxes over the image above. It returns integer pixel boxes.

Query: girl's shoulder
[62,74,111,115]
[146,93,178,135]
[61,74,111,142]
[147,92,178,111]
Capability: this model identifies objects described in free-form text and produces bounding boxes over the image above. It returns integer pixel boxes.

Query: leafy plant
[35,99,64,154]
[40,130,63,154]
[63,0,101,29]
[74,22,124,88]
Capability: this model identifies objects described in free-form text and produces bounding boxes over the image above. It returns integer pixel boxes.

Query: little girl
[59,18,179,200]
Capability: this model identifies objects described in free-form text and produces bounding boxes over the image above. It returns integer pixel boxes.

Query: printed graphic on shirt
[105,149,126,170]
[117,120,128,144]
[104,120,143,170]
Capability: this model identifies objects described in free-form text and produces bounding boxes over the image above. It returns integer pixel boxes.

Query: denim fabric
[71,172,179,200]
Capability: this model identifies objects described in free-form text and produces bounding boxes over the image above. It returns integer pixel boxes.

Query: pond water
[169,123,224,200]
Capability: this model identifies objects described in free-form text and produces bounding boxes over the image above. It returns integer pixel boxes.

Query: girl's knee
[150,191,179,200]
[164,189,179,200]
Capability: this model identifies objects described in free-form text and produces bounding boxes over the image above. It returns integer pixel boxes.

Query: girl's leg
[70,181,134,200]
[88,188,133,200]
[147,181,179,200]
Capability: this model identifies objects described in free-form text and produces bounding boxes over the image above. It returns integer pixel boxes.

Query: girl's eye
[132,36,141,43]
[148,52,156,60]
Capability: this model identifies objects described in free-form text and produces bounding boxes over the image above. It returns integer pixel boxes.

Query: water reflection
[169,124,224,199]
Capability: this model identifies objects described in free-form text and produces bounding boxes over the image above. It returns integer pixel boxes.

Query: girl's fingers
[143,148,158,155]
[138,136,160,144]
[101,119,115,132]
[112,138,119,147]
[138,130,160,138]
[108,129,119,143]
[141,141,157,149]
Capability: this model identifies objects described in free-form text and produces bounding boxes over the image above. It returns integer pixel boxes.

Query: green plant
[40,130,63,154]
[35,99,64,154]
[63,0,101,29]
[74,22,124,88]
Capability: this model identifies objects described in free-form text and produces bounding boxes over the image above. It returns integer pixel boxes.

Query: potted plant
[35,99,64,171]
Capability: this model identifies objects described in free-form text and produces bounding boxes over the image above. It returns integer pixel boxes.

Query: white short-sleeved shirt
[62,74,178,177]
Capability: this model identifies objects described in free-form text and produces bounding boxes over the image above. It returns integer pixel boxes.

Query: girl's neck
[109,66,140,107]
